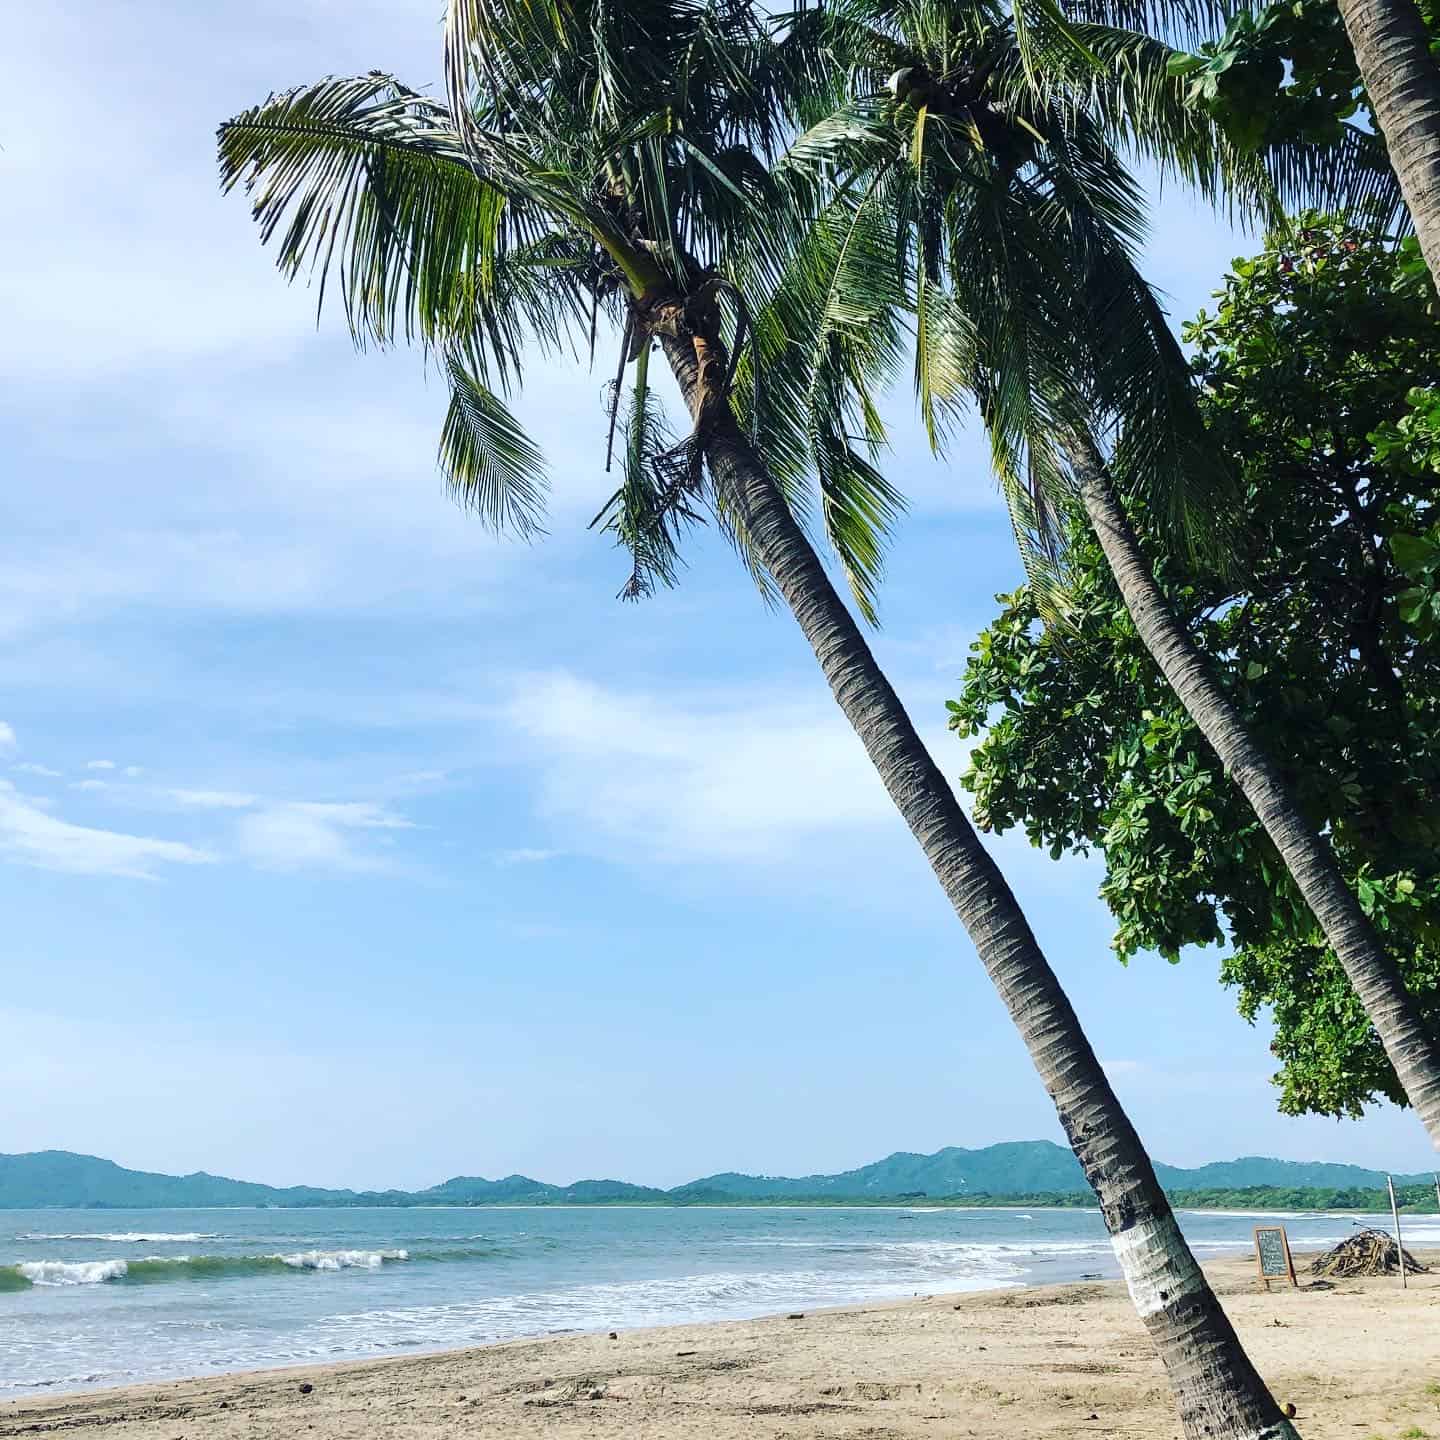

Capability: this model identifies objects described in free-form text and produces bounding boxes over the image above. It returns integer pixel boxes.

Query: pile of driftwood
[1309,1229,1428,1279]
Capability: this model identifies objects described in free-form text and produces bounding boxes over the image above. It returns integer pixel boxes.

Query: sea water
[1,1205,1423,1396]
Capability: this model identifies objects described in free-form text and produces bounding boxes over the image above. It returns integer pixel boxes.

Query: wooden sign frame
[1253,1225,1297,1290]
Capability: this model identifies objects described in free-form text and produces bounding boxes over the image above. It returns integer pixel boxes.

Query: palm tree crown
[756,0,1404,599]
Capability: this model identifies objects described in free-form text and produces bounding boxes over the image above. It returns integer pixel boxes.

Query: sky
[1,2,1433,1193]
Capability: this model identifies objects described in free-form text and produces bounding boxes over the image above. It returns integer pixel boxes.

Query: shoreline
[5,1257,1438,1438]
[6,1200,1438,1213]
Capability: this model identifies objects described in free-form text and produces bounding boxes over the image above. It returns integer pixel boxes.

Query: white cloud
[86,759,116,771]
[170,788,257,810]
[70,779,109,792]
[287,802,414,830]
[0,723,15,752]
[0,780,214,879]
[500,671,944,862]
[13,762,60,778]
[0,532,336,641]
[1101,1060,1148,1078]
[496,848,562,866]
[234,801,413,872]
[124,765,143,778]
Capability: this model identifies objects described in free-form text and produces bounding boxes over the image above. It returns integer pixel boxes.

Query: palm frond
[1059,0,1240,51]
[813,432,907,624]
[1263,124,1409,235]
[590,346,707,599]
[915,278,976,451]
[217,74,572,364]
[439,351,550,537]
[735,158,910,622]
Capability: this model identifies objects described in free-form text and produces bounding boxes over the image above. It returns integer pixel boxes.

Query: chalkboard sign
[1253,1225,1296,1287]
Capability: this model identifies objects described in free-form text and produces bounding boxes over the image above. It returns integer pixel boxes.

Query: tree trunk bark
[1072,444,1440,1149]
[1337,0,1440,280]
[657,321,1296,1440]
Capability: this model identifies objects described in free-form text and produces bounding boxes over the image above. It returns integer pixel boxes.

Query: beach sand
[4,1257,1437,1439]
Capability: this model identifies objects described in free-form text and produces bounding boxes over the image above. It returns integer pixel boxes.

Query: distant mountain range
[2,1144,1432,1209]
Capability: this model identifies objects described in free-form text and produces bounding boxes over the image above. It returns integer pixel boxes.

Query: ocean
[1,1204,1423,1397]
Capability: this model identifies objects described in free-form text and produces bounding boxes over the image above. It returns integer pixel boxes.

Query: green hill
[0,1151,361,1209]
[1151,1156,1414,1191]
[417,1174,666,1204]
[673,1142,1092,1199]
[1,1144,1430,1209]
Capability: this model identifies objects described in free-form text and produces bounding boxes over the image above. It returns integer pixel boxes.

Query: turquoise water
[0,1205,1416,1396]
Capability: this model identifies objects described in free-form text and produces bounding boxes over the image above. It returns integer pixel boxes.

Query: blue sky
[2,1,1433,1191]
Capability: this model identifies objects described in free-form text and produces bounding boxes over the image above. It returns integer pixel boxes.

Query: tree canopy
[950,218,1440,1118]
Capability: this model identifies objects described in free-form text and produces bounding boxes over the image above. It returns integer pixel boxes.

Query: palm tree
[1335,0,1440,280]
[218,5,1295,1436]
[765,0,1440,1148]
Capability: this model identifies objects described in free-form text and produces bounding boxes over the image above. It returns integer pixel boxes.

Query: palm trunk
[1071,443,1440,1148]
[1337,0,1440,280]
[656,319,1296,1440]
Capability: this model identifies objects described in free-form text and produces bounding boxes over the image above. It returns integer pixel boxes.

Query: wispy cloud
[287,802,414,830]
[13,762,60,779]
[496,848,562,866]
[0,723,15,752]
[0,780,214,879]
[234,801,414,872]
[499,671,943,863]
[86,759,116,771]
[170,788,257,810]
[1101,1060,1149,1079]
[0,762,423,878]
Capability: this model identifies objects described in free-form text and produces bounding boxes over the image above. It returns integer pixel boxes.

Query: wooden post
[1388,1175,1407,1289]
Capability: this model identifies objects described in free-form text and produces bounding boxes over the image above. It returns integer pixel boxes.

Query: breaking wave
[12,1260,131,1287]
[2,1249,418,1290]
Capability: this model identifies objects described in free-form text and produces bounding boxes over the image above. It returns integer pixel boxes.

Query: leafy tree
[216,3,1294,1436]
[951,219,1440,1118]
[1385,387,1440,640]
[1169,0,1394,151]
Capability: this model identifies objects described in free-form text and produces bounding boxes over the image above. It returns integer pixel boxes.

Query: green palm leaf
[439,352,550,537]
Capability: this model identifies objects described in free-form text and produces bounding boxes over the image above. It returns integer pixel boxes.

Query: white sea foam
[0,1371,133,1392]
[17,1260,129,1286]
[276,1250,408,1271]
[299,1261,1026,1358]
[723,1236,1110,1265]
[1178,1210,1323,1221]
[18,1232,219,1243]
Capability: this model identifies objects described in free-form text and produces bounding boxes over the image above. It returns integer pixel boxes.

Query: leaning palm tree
[765,0,1440,1149]
[1334,0,1440,279]
[218,5,1296,1436]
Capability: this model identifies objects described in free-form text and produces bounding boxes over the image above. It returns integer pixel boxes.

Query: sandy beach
[3,1256,1436,1439]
